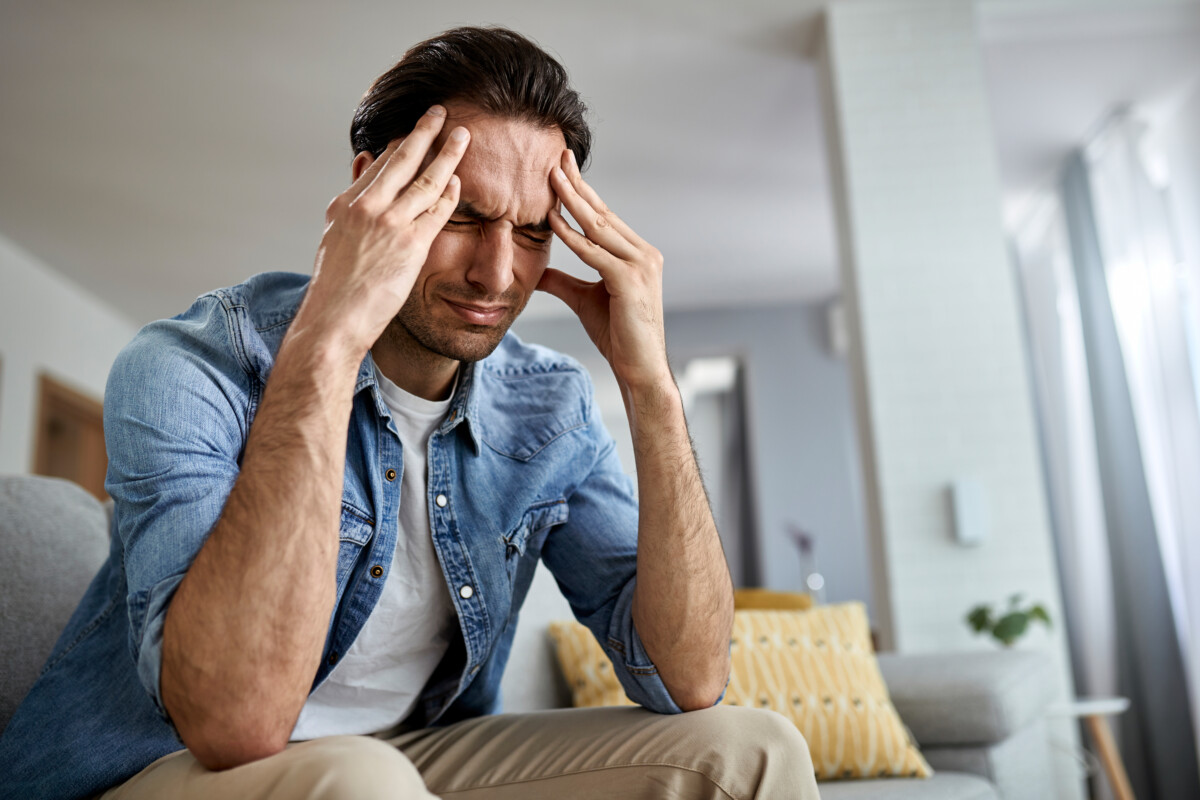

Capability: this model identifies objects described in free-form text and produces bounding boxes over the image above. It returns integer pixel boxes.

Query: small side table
[1048,697,1134,800]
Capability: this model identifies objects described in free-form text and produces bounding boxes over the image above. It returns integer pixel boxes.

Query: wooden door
[33,374,108,501]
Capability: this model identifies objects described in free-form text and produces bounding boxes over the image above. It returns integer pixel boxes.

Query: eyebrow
[453,201,551,235]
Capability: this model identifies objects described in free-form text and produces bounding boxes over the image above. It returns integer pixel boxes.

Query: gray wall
[513,303,873,618]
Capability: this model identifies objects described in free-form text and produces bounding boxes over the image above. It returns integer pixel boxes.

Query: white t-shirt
[290,366,459,740]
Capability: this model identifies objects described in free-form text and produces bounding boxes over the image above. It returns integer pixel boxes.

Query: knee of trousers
[664,706,814,784]
[274,736,427,800]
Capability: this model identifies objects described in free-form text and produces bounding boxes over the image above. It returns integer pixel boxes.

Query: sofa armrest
[877,649,1056,747]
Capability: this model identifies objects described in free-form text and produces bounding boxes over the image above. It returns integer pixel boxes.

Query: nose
[465,223,515,297]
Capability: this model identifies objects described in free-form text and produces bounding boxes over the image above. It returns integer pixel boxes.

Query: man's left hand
[539,149,671,392]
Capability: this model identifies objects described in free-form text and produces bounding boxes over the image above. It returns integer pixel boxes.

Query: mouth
[442,297,510,326]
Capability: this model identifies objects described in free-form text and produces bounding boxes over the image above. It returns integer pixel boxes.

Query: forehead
[437,103,565,224]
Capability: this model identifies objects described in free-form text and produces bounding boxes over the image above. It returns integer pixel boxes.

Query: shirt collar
[355,352,482,454]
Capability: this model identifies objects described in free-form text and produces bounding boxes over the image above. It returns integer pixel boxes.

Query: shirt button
[459,584,474,599]
[328,651,339,666]
[370,565,384,578]
[435,494,448,508]
[385,468,397,482]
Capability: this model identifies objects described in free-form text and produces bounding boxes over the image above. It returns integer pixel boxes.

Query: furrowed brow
[452,201,489,221]
[520,217,552,235]
[454,201,551,235]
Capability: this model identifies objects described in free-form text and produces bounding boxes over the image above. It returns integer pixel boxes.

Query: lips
[442,297,509,326]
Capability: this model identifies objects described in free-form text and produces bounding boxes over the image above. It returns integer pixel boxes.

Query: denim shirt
[0,272,682,800]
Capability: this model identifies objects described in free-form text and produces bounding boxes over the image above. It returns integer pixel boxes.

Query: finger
[390,126,470,221]
[561,150,649,250]
[347,136,404,200]
[548,207,626,279]
[411,174,462,239]
[537,267,600,315]
[551,166,641,262]
[358,106,450,209]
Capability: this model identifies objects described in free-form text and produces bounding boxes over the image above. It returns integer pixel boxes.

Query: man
[0,26,818,799]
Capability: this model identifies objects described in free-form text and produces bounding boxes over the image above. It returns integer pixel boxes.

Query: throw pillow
[547,603,932,781]
[733,587,813,611]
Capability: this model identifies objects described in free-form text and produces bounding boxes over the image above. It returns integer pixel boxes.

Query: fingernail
[568,150,577,165]
[555,167,567,181]
[427,105,446,117]
[448,175,460,187]
[450,127,468,142]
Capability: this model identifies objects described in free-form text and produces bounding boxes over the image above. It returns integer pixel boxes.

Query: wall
[819,1,1080,795]
[0,232,138,474]
[513,302,873,617]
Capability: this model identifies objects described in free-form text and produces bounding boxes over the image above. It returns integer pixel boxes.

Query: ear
[351,151,376,182]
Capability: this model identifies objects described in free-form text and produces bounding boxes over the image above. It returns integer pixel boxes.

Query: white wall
[819,1,1081,795]
[0,232,138,474]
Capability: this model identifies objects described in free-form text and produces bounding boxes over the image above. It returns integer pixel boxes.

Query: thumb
[537,268,593,315]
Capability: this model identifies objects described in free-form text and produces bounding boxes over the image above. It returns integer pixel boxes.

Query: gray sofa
[1,475,1058,798]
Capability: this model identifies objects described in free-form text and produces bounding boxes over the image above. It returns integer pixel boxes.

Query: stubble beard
[389,286,529,364]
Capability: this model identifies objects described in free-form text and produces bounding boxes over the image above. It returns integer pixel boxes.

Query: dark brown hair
[350,26,591,168]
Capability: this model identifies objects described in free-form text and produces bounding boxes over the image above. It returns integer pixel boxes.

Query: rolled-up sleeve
[104,297,249,723]
[538,375,683,715]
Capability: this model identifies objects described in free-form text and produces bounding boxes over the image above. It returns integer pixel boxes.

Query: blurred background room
[2,1,1199,798]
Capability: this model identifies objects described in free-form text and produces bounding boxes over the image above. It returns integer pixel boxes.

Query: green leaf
[1030,605,1052,626]
[992,612,1028,646]
[966,605,993,633]
[1008,593,1024,609]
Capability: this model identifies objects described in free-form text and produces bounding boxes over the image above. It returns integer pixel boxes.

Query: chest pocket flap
[338,503,374,545]
[480,371,589,461]
[505,499,569,557]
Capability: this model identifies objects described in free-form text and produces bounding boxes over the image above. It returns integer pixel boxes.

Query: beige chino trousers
[101,705,821,799]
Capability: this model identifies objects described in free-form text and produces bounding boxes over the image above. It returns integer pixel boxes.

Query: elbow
[668,663,731,712]
[166,686,291,771]
[673,684,727,712]
[181,720,290,771]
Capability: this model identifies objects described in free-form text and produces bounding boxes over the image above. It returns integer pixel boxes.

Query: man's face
[366,103,567,363]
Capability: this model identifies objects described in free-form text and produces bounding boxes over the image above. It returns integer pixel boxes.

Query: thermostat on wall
[950,478,989,547]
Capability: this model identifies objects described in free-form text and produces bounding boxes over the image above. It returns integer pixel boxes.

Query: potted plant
[966,594,1051,647]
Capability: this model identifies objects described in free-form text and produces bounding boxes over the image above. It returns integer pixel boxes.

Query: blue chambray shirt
[0,271,682,800]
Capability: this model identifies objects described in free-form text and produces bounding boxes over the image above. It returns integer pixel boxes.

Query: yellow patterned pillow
[546,603,932,781]
[733,587,814,611]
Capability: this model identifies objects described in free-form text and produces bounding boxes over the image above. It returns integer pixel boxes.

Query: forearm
[627,377,734,711]
[161,319,363,768]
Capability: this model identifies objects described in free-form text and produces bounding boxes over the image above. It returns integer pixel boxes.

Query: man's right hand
[161,107,468,771]
[300,105,469,355]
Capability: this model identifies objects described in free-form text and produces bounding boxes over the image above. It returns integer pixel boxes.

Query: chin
[406,316,516,363]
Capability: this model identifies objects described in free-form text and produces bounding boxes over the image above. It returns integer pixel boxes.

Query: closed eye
[518,231,550,245]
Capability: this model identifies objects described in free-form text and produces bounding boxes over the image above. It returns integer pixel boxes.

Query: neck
[370,321,459,402]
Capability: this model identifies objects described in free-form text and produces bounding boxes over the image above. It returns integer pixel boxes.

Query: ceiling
[0,0,832,324]
[1,1,1198,326]
[980,0,1200,229]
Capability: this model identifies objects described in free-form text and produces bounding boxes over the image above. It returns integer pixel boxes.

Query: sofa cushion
[877,650,1056,746]
[0,475,110,733]
[549,603,933,781]
[819,772,998,800]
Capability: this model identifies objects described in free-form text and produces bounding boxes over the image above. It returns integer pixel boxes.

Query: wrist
[620,371,683,431]
[278,312,368,381]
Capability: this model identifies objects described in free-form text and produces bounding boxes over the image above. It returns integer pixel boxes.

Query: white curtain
[1085,115,1200,748]
[1014,110,1200,796]
[1014,194,1119,705]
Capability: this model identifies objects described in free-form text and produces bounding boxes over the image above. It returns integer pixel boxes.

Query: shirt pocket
[503,499,569,579]
[336,503,374,588]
